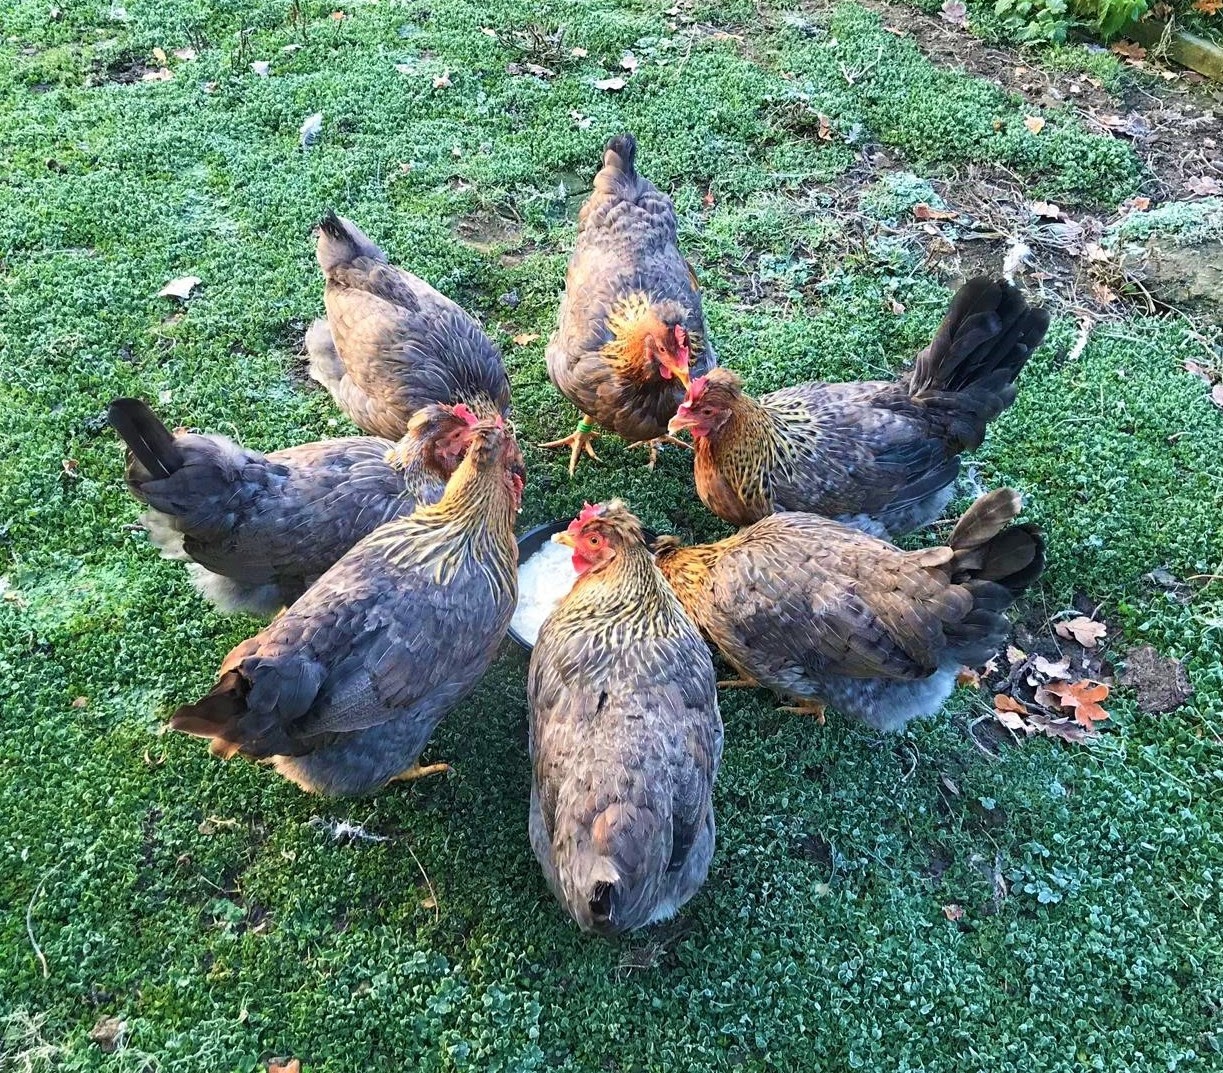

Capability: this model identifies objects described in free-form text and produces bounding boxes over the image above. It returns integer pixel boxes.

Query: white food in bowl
[511,537,579,647]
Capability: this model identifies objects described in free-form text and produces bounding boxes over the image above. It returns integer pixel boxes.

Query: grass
[2,0,1222,1070]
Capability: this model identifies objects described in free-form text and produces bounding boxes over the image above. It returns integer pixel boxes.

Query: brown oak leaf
[1042,680,1111,726]
[1055,616,1106,648]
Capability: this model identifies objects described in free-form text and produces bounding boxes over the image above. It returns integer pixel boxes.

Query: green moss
[0,1,1220,1070]
[1109,198,1223,247]
[859,170,945,222]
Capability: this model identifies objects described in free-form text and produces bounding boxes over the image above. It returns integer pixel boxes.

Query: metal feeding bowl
[508,519,658,653]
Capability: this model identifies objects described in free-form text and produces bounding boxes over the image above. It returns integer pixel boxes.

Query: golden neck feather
[603,293,668,377]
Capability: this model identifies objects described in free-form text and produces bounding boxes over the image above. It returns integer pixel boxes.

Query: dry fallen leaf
[1005,645,1026,666]
[420,895,438,910]
[1055,616,1107,648]
[1030,200,1063,220]
[1032,655,1071,680]
[593,76,627,91]
[994,693,1029,714]
[513,332,540,346]
[1184,360,1217,385]
[330,10,346,19]
[1091,281,1119,305]
[61,458,80,479]
[817,113,834,141]
[1111,41,1147,60]
[89,1017,126,1053]
[913,203,957,221]
[994,706,1032,735]
[956,667,980,688]
[1122,196,1151,212]
[889,297,906,315]
[620,51,639,72]
[569,110,593,130]
[1192,0,1220,13]
[71,695,89,708]
[702,190,716,208]
[939,0,968,25]
[158,275,201,301]
[1023,115,1046,135]
[432,70,452,89]
[942,903,965,921]
[480,26,498,37]
[250,60,270,77]
[1029,709,1097,743]
[141,67,173,82]
[1186,176,1223,198]
[1211,383,1223,410]
[268,1061,301,1073]
[571,46,588,57]
[152,46,168,64]
[1042,680,1111,726]
[173,47,197,61]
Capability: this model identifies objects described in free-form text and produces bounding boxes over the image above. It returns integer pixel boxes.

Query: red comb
[565,501,601,535]
[673,325,687,346]
[451,403,479,427]
[687,375,708,402]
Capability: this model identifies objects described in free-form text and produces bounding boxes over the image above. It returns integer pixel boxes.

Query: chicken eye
[588,535,601,547]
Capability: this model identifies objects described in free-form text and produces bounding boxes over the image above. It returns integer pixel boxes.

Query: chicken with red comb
[669,277,1049,537]
[108,399,482,615]
[541,134,717,475]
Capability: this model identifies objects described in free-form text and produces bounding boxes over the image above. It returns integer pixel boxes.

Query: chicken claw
[778,699,827,725]
[540,417,601,477]
[387,761,452,784]
[628,435,694,470]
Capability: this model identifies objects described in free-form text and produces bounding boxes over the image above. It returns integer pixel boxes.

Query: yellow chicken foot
[778,699,827,725]
[717,676,759,690]
[628,435,694,470]
[539,416,601,477]
[387,761,452,784]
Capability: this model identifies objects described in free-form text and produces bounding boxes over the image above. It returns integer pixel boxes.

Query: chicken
[167,419,525,796]
[542,134,717,475]
[109,397,480,616]
[668,277,1050,537]
[528,500,722,935]
[654,489,1044,731]
[309,211,511,438]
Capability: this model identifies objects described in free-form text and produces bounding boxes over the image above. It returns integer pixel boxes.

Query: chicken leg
[628,435,694,471]
[778,699,827,726]
[540,415,601,477]
[387,761,452,785]
[717,676,759,690]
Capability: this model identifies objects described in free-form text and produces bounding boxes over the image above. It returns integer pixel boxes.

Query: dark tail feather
[168,670,247,759]
[909,277,1050,398]
[593,133,640,196]
[949,490,1045,596]
[108,398,183,480]
[589,882,615,928]
[315,210,387,274]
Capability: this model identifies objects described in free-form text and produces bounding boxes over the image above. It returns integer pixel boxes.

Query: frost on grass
[308,815,390,843]
[859,172,945,222]
[1108,198,1223,249]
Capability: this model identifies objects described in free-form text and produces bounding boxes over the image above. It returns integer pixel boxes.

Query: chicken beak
[552,531,578,548]
[667,411,693,436]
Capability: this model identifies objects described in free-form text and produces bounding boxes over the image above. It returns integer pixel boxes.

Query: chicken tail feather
[593,133,640,197]
[108,398,183,479]
[907,277,1050,435]
[316,210,387,274]
[949,489,1045,596]
[169,670,249,759]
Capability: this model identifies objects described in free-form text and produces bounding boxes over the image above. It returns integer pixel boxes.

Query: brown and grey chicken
[654,490,1044,730]
[168,420,525,796]
[542,134,717,474]
[109,397,480,615]
[528,501,722,935]
[668,277,1049,536]
[308,211,511,438]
